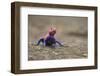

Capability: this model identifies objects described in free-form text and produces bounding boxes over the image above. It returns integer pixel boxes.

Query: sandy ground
[28,36,88,60]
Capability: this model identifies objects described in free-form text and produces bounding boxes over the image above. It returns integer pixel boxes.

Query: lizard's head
[49,27,56,36]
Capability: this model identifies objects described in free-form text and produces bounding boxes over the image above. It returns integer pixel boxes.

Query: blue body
[37,36,62,46]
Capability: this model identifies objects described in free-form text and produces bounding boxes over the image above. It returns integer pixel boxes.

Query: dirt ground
[28,36,87,60]
[28,15,88,60]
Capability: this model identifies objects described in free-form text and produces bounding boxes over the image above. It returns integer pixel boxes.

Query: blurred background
[28,15,88,60]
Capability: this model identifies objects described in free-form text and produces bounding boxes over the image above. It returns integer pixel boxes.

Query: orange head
[49,27,56,36]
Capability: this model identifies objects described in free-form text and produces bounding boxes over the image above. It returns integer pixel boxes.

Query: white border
[20,6,95,70]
